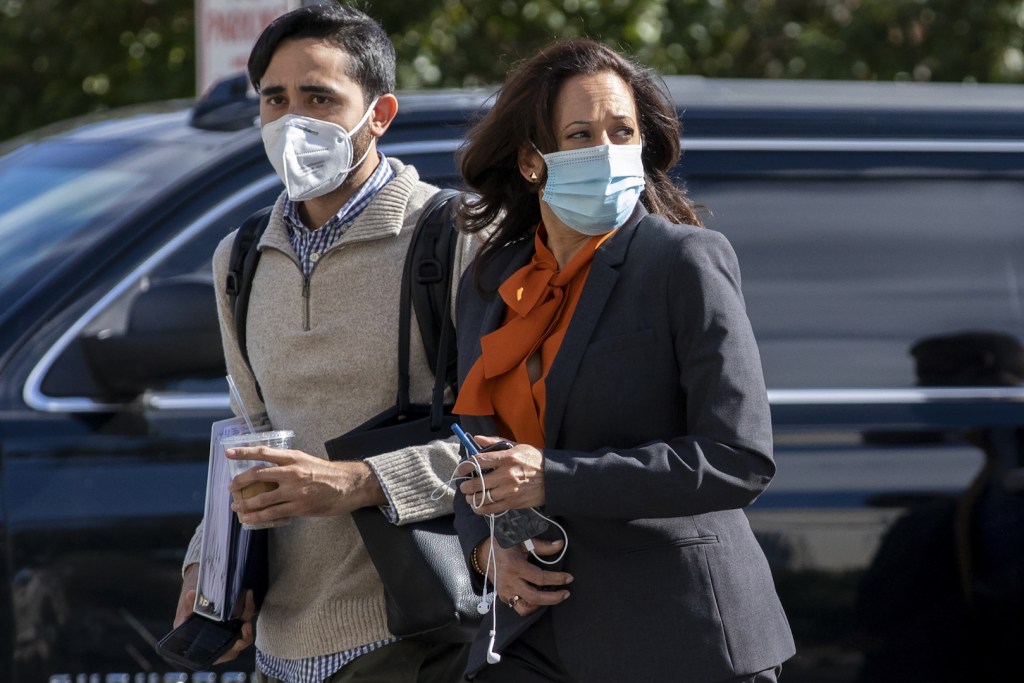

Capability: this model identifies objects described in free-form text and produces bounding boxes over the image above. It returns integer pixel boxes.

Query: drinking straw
[226,374,256,435]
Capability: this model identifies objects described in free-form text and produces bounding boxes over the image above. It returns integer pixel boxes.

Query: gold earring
[529,172,538,182]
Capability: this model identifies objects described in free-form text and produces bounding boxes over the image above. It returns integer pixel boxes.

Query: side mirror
[81,279,226,399]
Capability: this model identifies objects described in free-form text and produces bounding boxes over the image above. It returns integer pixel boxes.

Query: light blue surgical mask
[538,143,645,236]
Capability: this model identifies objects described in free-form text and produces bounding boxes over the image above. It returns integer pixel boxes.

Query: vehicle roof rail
[190,73,260,132]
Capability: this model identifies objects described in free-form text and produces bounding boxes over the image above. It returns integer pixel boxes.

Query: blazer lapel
[459,240,534,377]
[543,206,648,447]
[478,243,534,337]
[457,242,533,440]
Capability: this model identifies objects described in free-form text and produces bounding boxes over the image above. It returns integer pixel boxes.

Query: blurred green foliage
[388,0,1024,87]
[1,0,1022,141]
[0,0,195,141]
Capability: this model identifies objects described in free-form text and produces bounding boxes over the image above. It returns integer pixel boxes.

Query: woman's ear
[517,145,543,185]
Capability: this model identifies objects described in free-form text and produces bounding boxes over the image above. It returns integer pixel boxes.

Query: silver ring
[508,595,521,609]
[485,490,495,504]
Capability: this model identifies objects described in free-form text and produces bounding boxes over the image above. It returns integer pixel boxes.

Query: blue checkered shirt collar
[283,153,395,277]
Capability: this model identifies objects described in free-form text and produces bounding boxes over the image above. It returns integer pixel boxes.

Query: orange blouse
[454,225,613,446]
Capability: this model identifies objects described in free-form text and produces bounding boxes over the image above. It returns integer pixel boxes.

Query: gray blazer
[453,207,795,682]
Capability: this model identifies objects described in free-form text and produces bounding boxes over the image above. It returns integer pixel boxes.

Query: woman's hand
[475,537,572,616]
[457,436,545,514]
[227,447,386,527]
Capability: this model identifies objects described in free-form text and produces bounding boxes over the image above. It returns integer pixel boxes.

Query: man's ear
[368,94,399,137]
[517,145,543,185]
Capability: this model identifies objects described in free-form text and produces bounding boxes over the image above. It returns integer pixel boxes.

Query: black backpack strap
[226,205,273,401]
[411,189,462,384]
[398,189,462,415]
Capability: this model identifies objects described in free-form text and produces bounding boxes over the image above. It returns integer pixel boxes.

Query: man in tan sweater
[173,4,475,681]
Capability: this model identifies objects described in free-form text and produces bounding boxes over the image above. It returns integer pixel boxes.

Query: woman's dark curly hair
[458,38,701,279]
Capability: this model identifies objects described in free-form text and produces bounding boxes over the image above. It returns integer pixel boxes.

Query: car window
[74,187,282,398]
[381,147,462,189]
[693,174,1024,389]
[0,140,216,312]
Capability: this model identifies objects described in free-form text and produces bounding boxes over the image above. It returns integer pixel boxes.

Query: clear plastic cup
[221,429,295,529]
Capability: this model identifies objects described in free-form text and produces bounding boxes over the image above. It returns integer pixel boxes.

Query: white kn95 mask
[261,99,378,201]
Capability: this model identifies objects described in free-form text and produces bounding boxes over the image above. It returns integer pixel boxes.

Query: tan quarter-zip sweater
[185,158,475,659]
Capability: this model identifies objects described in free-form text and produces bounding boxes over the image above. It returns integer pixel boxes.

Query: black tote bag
[324,221,481,643]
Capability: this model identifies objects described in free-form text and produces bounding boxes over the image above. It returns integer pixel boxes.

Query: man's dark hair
[247,2,396,105]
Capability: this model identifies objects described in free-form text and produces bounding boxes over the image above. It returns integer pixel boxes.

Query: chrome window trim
[768,387,1024,405]
[682,138,1024,154]
[111,386,1024,414]
[380,138,1024,157]
[30,384,1024,413]
[377,140,458,156]
[143,393,231,411]
[23,175,282,413]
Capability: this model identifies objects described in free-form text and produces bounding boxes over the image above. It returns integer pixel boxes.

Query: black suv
[1,75,1022,683]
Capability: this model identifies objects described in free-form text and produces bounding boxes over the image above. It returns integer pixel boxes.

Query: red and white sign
[196,0,299,95]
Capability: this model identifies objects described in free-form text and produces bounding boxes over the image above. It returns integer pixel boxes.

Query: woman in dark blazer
[451,38,794,683]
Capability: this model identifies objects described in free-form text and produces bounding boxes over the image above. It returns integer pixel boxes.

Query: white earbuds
[439,438,571,669]
[486,629,501,664]
[477,592,494,615]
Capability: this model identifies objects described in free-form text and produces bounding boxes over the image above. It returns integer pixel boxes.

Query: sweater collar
[258,157,421,255]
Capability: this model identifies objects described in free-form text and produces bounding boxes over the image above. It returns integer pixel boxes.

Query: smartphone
[451,424,512,474]
[451,424,549,548]
[493,508,551,549]
[451,423,488,456]
[155,613,243,671]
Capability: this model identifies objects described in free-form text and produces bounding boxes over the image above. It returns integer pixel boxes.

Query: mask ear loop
[346,96,380,138]
[526,140,548,187]
[336,96,380,175]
